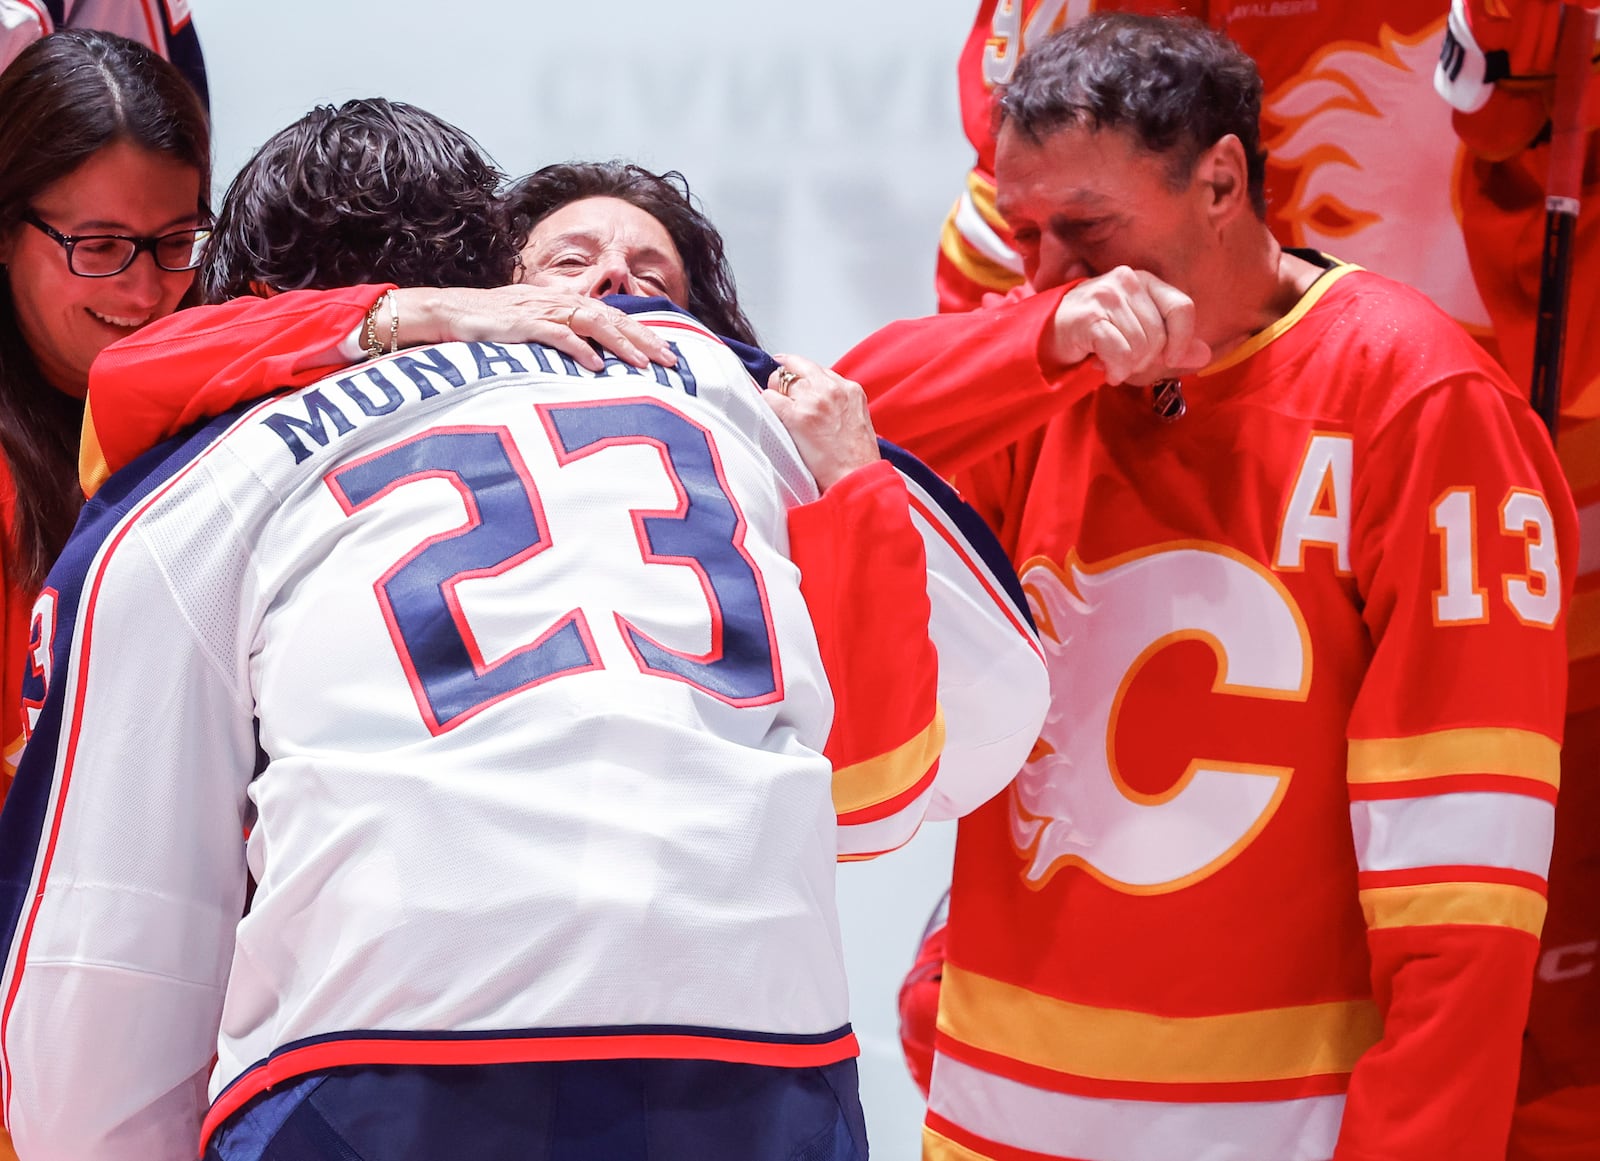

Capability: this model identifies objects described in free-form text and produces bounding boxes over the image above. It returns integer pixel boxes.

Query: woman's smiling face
[1,140,203,398]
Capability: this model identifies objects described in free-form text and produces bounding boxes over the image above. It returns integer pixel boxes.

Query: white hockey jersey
[0,305,1047,1160]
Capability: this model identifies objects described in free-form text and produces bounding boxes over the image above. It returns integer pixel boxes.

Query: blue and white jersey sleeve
[882,443,1049,822]
[0,410,261,1160]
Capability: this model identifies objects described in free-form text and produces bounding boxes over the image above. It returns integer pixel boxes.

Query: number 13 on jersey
[1431,486,1560,628]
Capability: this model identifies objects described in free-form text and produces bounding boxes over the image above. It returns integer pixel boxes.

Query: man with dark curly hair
[0,95,1049,1161]
[202,97,522,300]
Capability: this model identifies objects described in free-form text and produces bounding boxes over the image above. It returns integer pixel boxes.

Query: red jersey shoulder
[1293,267,1528,431]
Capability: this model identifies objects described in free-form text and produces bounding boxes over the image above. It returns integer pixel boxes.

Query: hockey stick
[1530,3,1599,440]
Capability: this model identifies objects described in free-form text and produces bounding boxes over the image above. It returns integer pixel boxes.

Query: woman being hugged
[0,29,210,800]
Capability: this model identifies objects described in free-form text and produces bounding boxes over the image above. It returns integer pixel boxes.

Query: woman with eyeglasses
[0,29,210,808]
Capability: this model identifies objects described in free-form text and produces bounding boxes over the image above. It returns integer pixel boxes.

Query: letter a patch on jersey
[1276,433,1353,574]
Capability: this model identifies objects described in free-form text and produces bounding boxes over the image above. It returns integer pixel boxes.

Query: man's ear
[1193,133,1251,228]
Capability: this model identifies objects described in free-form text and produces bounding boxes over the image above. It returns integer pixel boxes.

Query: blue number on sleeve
[327,428,597,733]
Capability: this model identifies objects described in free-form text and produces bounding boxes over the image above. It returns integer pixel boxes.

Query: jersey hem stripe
[200,1024,859,1150]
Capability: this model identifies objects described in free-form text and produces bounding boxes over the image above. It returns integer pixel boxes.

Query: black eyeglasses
[22,210,211,278]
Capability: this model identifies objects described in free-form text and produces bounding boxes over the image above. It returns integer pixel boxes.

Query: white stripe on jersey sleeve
[897,473,1049,822]
[1349,793,1556,877]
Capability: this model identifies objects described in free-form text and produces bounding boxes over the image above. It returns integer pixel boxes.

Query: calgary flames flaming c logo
[1011,547,1309,894]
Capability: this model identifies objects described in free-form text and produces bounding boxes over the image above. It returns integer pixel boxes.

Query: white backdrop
[186,1,975,1156]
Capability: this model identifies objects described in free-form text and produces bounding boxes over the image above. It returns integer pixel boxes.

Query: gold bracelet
[385,289,400,354]
[362,296,385,360]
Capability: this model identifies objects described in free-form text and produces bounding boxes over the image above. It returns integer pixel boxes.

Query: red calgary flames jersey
[845,259,1576,1161]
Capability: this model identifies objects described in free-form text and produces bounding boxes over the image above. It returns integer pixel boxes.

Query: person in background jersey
[0,0,207,108]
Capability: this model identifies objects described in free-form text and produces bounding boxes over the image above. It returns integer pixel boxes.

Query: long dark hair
[203,98,517,302]
[505,162,760,347]
[0,30,210,590]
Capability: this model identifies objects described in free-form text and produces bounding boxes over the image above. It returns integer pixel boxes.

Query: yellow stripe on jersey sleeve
[832,706,945,816]
[3,729,24,776]
[965,171,1010,235]
[937,965,1382,1085]
[1360,881,1547,936]
[938,212,1024,296]
[79,401,112,499]
[1347,728,1559,790]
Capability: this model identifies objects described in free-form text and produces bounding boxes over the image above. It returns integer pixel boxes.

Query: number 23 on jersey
[324,397,784,735]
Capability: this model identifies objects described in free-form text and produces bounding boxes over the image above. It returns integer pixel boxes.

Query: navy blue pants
[204,1057,869,1161]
